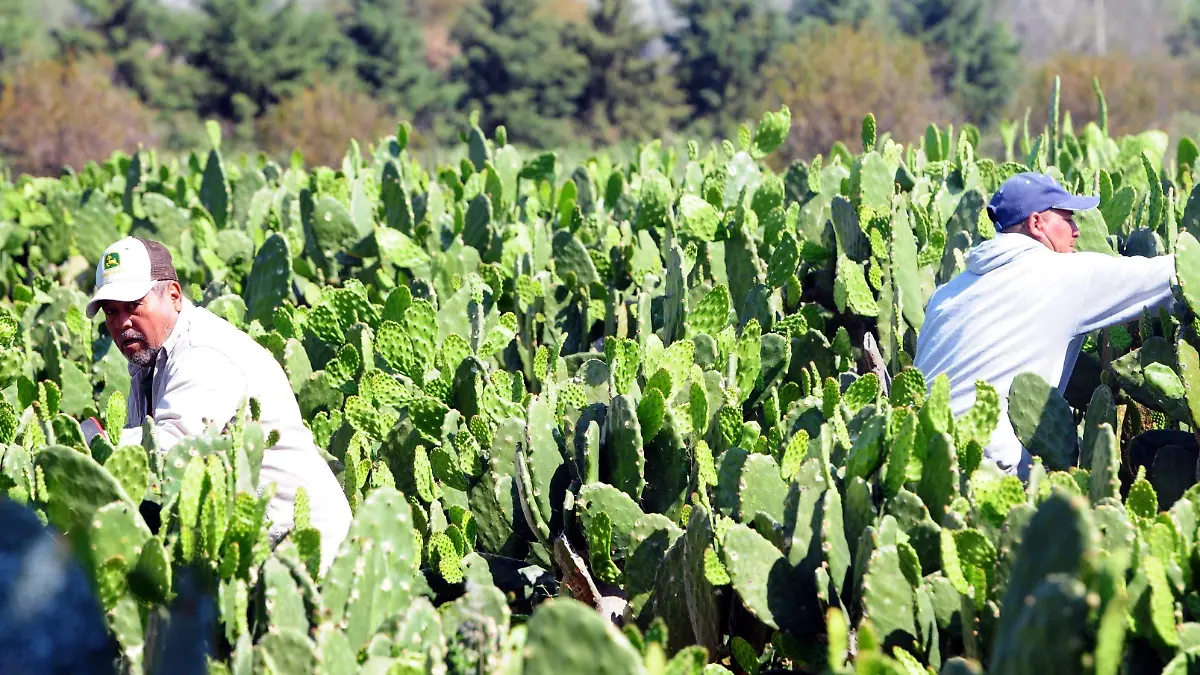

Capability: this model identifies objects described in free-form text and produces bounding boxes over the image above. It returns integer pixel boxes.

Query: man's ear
[168,281,183,311]
[1026,212,1045,237]
[1024,212,1057,249]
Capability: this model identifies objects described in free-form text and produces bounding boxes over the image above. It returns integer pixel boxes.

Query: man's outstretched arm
[117,346,247,451]
[1073,252,1177,335]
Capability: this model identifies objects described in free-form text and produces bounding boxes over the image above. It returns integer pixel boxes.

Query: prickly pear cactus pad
[1007,372,1077,471]
[1176,231,1200,315]
[721,523,810,633]
[523,598,645,675]
[5,89,1200,674]
[35,445,135,536]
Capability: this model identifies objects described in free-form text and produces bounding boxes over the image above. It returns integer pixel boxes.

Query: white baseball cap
[85,237,179,319]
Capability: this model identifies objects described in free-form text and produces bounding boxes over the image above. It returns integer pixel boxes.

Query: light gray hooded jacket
[913,233,1177,477]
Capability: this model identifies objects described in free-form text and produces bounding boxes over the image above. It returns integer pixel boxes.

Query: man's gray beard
[128,345,162,369]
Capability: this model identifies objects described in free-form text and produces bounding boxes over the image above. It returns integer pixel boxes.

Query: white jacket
[118,300,351,571]
[913,233,1177,478]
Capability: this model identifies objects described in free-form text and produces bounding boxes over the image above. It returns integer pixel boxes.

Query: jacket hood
[964,233,1044,275]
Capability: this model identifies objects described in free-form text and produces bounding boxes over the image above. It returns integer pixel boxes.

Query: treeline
[5,0,1200,176]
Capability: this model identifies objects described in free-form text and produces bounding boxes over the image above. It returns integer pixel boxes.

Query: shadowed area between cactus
[1122,429,1200,506]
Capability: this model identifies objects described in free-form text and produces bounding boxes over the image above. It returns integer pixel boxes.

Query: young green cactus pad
[834,256,879,317]
[1176,337,1200,429]
[243,234,293,328]
[1109,337,1191,421]
[1144,363,1186,402]
[261,556,310,635]
[1176,231,1200,315]
[86,500,151,596]
[585,511,622,585]
[1136,549,1180,652]
[847,414,886,480]
[731,453,789,525]
[1006,371,1078,471]
[677,194,721,243]
[753,106,791,157]
[1079,384,1116,468]
[0,398,17,446]
[104,392,127,443]
[917,431,959,525]
[1126,469,1158,525]
[128,536,171,605]
[607,395,646,501]
[861,544,919,654]
[103,445,150,503]
[577,482,645,553]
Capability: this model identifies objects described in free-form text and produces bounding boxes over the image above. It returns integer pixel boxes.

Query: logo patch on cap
[103,252,121,271]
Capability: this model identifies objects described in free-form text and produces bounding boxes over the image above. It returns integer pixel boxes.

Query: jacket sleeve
[1073,253,1177,336]
[118,346,247,451]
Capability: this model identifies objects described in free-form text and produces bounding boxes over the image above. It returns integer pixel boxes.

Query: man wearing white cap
[85,237,351,572]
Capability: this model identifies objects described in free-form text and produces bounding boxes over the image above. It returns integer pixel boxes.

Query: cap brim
[1053,194,1101,211]
[85,280,157,319]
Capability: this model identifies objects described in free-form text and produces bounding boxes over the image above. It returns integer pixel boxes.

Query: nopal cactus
[8,80,1200,675]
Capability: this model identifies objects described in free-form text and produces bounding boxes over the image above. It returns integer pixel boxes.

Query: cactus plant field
[9,83,1200,674]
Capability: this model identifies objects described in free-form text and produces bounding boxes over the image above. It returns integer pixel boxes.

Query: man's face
[1030,208,1080,253]
[100,282,182,368]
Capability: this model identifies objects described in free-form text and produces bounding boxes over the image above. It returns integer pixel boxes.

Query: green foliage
[791,0,893,26]
[1007,371,1077,471]
[187,0,349,121]
[50,0,205,118]
[566,0,690,143]
[450,0,589,146]
[0,0,51,66]
[664,0,792,131]
[892,0,1023,124]
[5,80,1200,675]
[340,0,460,133]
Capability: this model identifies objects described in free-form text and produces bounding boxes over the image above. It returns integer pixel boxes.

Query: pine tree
[341,0,460,136]
[187,0,351,121]
[893,0,1021,125]
[0,0,50,66]
[50,0,203,116]
[450,0,589,147]
[663,0,791,135]
[1169,1,1200,56]
[566,0,689,144]
[53,0,158,55]
[789,0,892,27]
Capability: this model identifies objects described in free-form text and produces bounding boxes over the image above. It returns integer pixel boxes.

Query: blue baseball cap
[986,172,1100,231]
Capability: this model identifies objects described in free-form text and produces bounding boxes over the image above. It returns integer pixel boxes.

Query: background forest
[4,0,1200,176]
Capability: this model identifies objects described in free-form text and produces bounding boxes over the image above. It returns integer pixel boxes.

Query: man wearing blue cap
[913,172,1178,478]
